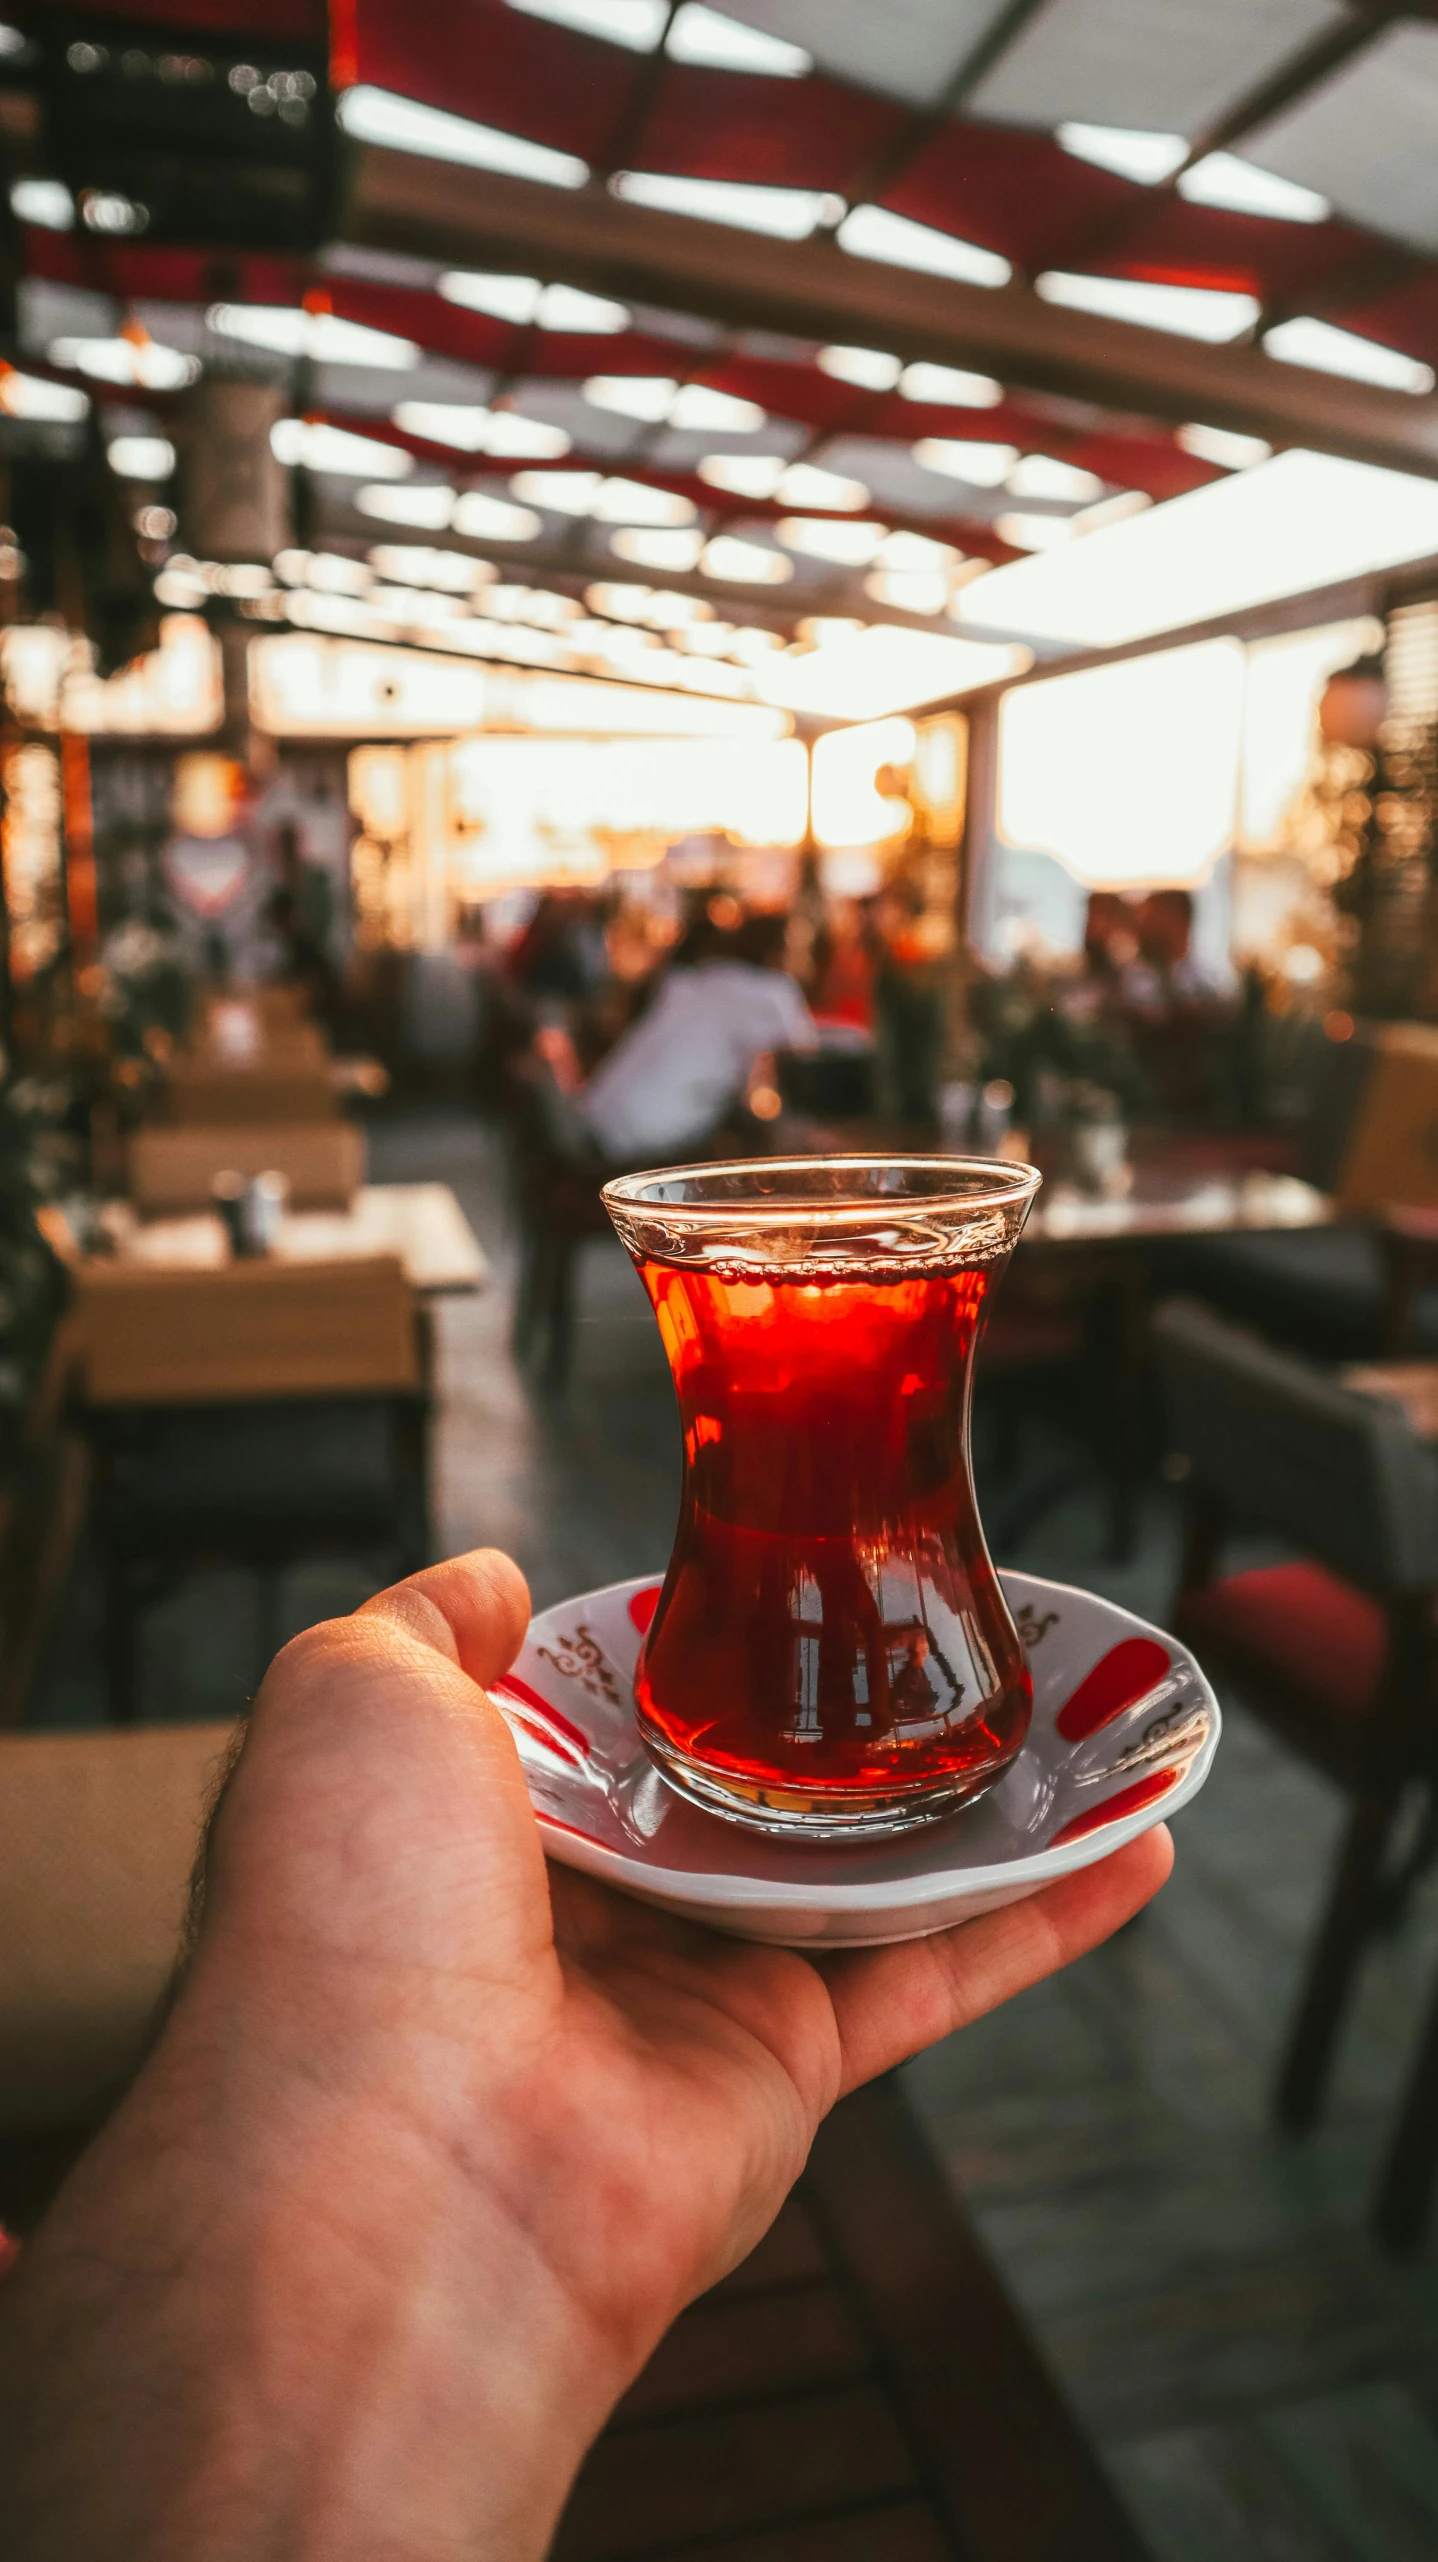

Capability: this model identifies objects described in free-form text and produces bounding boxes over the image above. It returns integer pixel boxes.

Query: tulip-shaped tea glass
[603,1154,1043,1839]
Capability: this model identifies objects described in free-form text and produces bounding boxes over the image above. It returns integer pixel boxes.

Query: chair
[1153,1298,1438,2138]
[0,1720,234,2231]
[1163,1022,1438,1360]
[160,1059,339,1125]
[74,1256,432,1719]
[0,1313,89,1729]
[976,1254,1144,1562]
[197,982,312,1042]
[501,1064,614,1393]
[126,1120,363,1214]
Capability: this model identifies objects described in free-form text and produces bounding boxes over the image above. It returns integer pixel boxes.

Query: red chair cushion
[1177,1562,1388,1726]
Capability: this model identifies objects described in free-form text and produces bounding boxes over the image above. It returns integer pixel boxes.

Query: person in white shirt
[577,911,816,1165]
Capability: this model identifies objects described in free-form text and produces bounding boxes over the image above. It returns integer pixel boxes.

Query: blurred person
[574,905,816,1164]
[1136,889,1226,1002]
[1082,891,1139,995]
[267,819,339,1022]
[0,1548,1171,2561]
[507,891,609,1011]
[808,896,875,1037]
[872,883,945,1125]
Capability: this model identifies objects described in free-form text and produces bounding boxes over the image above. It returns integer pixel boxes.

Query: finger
[198,1563,554,1989]
[821,1826,1173,2097]
[357,1548,532,1691]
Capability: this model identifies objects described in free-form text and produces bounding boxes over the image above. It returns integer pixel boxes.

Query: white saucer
[493,1571,1219,1947]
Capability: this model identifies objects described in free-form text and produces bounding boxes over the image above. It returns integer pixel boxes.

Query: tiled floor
[31,1106,1438,2557]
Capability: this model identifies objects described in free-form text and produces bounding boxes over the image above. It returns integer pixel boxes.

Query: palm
[196,1552,1171,2374]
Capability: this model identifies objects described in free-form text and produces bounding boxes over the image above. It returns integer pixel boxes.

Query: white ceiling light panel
[393,401,570,457]
[356,483,458,529]
[209,303,420,367]
[1177,153,1329,222]
[1006,453,1104,503]
[273,419,412,477]
[899,362,1005,408]
[505,0,667,48]
[1057,122,1187,183]
[1262,316,1434,394]
[687,0,1014,109]
[777,516,889,564]
[452,491,544,541]
[764,627,1026,719]
[1176,422,1272,470]
[610,170,842,237]
[913,437,1019,487]
[51,333,198,389]
[336,86,589,187]
[817,345,903,391]
[439,273,629,332]
[696,455,869,509]
[0,368,88,421]
[1036,271,1259,341]
[958,449,1438,651]
[582,375,766,431]
[702,535,794,583]
[610,528,705,569]
[11,178,75,230]
[670,383,767,431]
[837,205,1011,287]
[665,5,812,75]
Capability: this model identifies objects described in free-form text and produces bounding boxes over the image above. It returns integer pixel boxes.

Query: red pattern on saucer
[495,1571,1219,1947]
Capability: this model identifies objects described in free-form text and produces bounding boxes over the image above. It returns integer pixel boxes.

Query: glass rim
[602,1152,1042,1232]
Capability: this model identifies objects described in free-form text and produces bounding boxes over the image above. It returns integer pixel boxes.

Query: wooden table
[330,1055,390,1101]
[1024,1166,1332,1249]
[1009,1165,1335,1557]
[554,2078,1147,2562]
[109,1183,488,1296]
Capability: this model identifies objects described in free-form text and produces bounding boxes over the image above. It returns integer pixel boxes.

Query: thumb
[357,1548,532,1690]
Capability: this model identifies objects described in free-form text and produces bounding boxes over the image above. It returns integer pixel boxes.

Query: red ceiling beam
[342,144,1438,480]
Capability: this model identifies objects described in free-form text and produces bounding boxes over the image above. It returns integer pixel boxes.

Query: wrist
[1,2021,622,2562]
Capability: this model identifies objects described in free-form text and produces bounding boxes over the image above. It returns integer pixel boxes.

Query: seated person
[575,909,816,1165]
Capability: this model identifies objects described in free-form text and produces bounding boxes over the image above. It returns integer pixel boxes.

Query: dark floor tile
[1260,2383,1438,2562]
[1110,2416,1355,2562]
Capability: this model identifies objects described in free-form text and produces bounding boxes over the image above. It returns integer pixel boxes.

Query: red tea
[629,1244,1032,1832]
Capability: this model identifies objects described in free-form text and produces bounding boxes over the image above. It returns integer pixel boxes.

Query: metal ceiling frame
[342,142,1438,479]
[1055,0,1415,303]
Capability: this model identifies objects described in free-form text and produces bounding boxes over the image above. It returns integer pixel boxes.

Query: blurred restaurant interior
[14,0,1438,2553]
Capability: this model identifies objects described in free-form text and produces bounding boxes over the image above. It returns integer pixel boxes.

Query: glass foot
[639,1727,1007,1841]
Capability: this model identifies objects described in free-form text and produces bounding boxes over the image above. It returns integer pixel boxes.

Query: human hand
[0,1549,1171,2562]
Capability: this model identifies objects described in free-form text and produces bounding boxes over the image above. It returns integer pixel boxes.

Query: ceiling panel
[814,435,990,517]
[1245,22,1438,255]
[889,119,1134,276]
[49,0,326,31]
[648,419,808,466]
[504,384,640,452]
[631,64,902,191]
[1336,271,1438,374]
[320,358,500,412]
[1097,196,1381,303]
[703,0,1014,110]
[19,226,308,310]
[968,0,1346,139]
[353,0,632,161]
